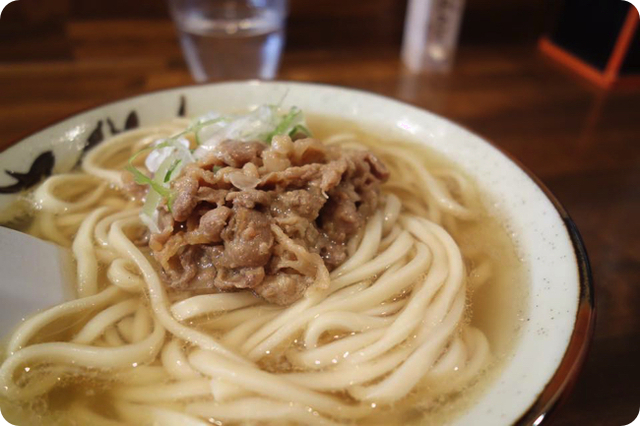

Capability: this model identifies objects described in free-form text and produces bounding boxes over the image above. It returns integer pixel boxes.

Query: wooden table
[1,17,639,426]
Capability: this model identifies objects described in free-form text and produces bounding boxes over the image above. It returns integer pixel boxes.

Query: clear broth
[0,116,528,425]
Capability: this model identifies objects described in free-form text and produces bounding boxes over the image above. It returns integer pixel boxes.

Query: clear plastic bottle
[401,0,466,73]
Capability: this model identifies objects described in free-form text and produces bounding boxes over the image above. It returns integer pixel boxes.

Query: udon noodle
[0,116,522,425]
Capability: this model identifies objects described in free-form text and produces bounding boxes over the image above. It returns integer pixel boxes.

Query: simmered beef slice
[218,207,273,269]
[148,136,389,305]
[213,140,265,168]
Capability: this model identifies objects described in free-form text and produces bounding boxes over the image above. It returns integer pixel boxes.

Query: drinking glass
[167,0,288,82]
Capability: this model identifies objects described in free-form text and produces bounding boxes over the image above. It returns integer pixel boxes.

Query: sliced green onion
[265,107,302,144]
[193,117,226,146]
[126,148,176,212]
[125,164,172,200]
[164,159,182,183]
[289,124,312,137]
[127,104,311,230]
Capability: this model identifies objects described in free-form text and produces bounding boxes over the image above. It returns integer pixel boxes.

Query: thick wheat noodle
[239,296,315,355]
[289,328,387,369]
[303,311,393,348]
[56,211,89,227]
[111,365,169,385]
[323,132,358,145]
[281,346,412,391]
[6,285,123,355]
[243,243,431,361]
[106,216,247,364]
[131,305,153,342]
[170,292,261,321]
[114,400,210,426]
[114,378,212,403]
[33,174,108,214]
[30,211,70,246]
[104,326,126,347]
[116,317,135,343]
[429,336,466,379]
[160,339,200,380]
[381,144,473,219]
[330,211,383,277]
[210,377,253,402]
[188,349,373,419]
[383,193,402,234]
[69,403,128,426]
[350,291,466,401]
[435,327,490,391]
[345,217,465,365]
[222,309,281,350]
[432,168,475,208]
[107,258,146,292]
[96,247,120,264]
[241,243,429,360]
[0,125,496,425]
[187,397,341,425]
[0,317,165,399]
[201,304,283,330]
[71,299,139,344]
[281,294,465,397]
[328,230,413,292]
[95,209,139,247]
[73,207,114,297]
[361,298,405,316]
[380,223,402,250]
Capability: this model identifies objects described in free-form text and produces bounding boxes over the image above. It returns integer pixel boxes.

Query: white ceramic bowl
[0,81,594,425]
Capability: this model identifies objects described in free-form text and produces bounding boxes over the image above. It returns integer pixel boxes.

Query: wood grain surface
[0,1,639,425]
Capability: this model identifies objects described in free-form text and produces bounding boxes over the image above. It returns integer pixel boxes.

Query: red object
[539,6,640,88]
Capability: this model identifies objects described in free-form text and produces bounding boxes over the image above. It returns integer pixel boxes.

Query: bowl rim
[494,150,595,426]
[0,80,595,425]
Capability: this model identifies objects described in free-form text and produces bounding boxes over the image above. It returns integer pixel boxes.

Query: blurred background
[0,0,559,144]
[1,1,639,425]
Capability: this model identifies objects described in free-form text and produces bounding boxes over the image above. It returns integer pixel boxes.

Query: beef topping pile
[147,136,389,305]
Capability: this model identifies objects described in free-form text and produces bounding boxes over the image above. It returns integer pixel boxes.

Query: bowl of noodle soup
[0,81,593,426]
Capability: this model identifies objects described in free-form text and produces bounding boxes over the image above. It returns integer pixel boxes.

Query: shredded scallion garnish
[127,104,311,230]
[164,159,182,183]
[125,164,172,201]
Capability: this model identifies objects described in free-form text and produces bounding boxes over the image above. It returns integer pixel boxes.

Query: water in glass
[175,8,284,82]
